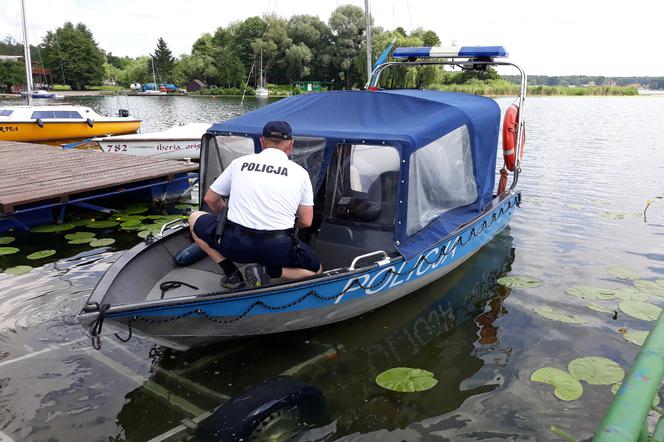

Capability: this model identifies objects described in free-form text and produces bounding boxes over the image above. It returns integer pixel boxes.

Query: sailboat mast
[259,49,264,88]
[19,0,33,104]
[364,0,372,84]
[151,56,158,88]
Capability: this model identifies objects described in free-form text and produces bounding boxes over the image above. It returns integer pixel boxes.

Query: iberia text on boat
[78,45,527,350]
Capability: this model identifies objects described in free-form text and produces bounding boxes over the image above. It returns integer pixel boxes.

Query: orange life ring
[502,104,525,171]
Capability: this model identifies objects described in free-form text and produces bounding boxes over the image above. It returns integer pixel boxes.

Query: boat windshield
[0,110,13,117]
[325,143,400,230]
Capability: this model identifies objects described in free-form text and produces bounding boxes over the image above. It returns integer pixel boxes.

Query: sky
[1,0,663,77]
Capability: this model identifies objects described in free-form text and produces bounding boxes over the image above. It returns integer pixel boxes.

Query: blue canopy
[208,90,500,259]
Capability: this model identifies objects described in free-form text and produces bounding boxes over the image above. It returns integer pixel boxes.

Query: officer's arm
[204,189,227,214]
[296,205,313,229]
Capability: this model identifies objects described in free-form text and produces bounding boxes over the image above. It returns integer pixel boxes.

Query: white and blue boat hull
[78,193,519,350]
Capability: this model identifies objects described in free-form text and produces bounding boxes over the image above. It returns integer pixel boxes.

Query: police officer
[188,121,322,288]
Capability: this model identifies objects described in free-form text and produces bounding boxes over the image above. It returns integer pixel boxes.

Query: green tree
[329,5,367,89]
[284,43,312,81]
[0,60,25,91]
[211,47,245,87]
[287,15,333,80]
[41,22,104,89]
[229,16,267,72]
[150,37,175,83]
[116,56,151,87]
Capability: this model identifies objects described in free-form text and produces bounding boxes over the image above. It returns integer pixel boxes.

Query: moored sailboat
[0,0,141,142]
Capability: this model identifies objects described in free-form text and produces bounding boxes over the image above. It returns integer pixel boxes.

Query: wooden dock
[0,140,198,216]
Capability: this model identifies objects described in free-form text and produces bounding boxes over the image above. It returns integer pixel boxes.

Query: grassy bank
[430,80,638,96]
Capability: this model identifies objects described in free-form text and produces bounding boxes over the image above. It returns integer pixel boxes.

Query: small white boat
[93,123,209,160]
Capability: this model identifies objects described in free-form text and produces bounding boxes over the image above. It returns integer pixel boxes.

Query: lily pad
[375,367,438,392]
[64,232,96,240]
[534,306,588,324]
[3,265,32,275]
[619,300,661,321]
[497,275,543,289]
[566,287,615,300]
[0,247,20,256]
[86,220,119,229]
[622,330,649,346]
[123,205,149,215]
[0,236,15,245]
[89,238,115,247]
[68,218,94,227]
[568,357,624,385]
[120,220,143,229]
[602,212,626,220]
[608,266,640,281]
[633,280,664,297]
[31,223,75,233]
[613,287,649,302]
[68,238,95,245]
[27,250,56,260]
[530,367,583,401]
[137,230,152,239]
[587,303,615,314]
[114,215,146,222]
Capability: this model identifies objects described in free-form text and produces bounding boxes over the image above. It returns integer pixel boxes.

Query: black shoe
[221,270,244,289]
[244,264,270,288]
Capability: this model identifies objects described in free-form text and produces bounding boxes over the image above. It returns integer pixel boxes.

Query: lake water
[1,95,663,441]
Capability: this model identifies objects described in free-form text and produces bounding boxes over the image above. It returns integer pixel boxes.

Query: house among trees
[187,79,207,92]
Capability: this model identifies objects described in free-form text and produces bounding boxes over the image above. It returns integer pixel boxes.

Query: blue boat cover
[207,90,500,259]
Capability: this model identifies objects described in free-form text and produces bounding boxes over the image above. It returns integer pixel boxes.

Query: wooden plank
[0,141,198,210]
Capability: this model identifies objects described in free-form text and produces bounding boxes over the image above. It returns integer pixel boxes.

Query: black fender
[86,118,94,127]
[174,242,207,266]
[194,376,325,441]
[35,118,44,128]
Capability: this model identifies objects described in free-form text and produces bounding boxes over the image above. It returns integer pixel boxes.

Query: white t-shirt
[210,148,314,230]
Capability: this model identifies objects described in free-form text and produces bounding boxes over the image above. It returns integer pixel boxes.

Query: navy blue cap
[262,120,292,140]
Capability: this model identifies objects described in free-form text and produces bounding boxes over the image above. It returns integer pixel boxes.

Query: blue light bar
[392,46,508,59]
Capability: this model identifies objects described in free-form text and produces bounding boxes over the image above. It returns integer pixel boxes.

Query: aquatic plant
[375,367,438,392]
[530,367,583,401]
[26,250,56,260]
[496,275,543,288]
[534,306,588,324]
[0,247,20,256]
[608,267,640,281]
[566,287,615,300]
[0,236,15,245]
[568,357,624,385]
[619,301,661,321]
[3,265,32,275]
[89,238,115,247]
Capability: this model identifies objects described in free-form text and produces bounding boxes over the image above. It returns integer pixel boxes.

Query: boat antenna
[19,0,33,105]
[364,0,372,84]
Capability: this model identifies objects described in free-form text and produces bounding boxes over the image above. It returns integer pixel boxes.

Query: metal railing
[593,311,664,441]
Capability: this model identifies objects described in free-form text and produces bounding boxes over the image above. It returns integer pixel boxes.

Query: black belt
[227,221,292,240]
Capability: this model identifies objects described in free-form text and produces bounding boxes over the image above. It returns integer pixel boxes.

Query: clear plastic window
[326,144,400,228]
[407,125,477,236]
[202,135,255,194]
[290,137,326,188]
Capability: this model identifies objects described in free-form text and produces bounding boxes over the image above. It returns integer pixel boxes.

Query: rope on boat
[100,196,519,346]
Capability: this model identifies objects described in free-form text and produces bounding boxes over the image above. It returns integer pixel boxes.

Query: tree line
[1,6,662,93]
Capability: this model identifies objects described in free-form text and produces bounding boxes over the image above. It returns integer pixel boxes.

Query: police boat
[78,45,527,351]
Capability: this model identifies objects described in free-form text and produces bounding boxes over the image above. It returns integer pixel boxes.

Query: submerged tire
[193,376,325,442]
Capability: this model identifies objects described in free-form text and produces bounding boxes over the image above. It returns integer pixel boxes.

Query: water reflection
[113,230,515,440]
